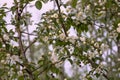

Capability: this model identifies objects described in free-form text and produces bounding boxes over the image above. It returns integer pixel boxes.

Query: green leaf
[76,23,88,34]
[95,73,100,78]
[11,6,16,14]
[35,1,42,10]
[87,77,92,80]
[71,0,77,8]
[0,69,4,76]
[68,58,73,64]
[18,76,24,80]
[0,42,2,48]
[55,39,68,46]
[6,44,10,50]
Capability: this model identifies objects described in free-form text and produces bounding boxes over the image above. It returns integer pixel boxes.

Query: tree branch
[21,31,37,36]
[16,62,35,80]
[24,38,37,53]
[14,1,28,61]
[54,0,68,36]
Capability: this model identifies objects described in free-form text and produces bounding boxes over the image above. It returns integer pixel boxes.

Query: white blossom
[10,55,20,63]
[77,12,83,17]
[118,68,120,71]
[48,52,52,55]
[66,8,71,12]
[94,42,99,48]
[100,43,109,51]
[6,54,10,57]
[58,30,62,33]
[6,54,11,60]
[117,26,120,33]
[49,32,52,35]
[91,40,94,44]
[67,36,78,44]
[88,51,95,59]
[51,49,58,63]
[51,13,58,18]
[86,4,90,10]
[83,41,86,44]
[44,36,48,42]
[118,13,120,15]
[80,37,86,42]
[1,60,5,64]
[118,23,120,27]
[99,0,106,6]
[17,70,23,76]
[64,78,67,80]
[118,58,120,61]
[3,34,9,41]
[94,3,97,6]
[59,33,66,41]
[48,25,52,29]
[94,49,99,55]
[99,51,103,54]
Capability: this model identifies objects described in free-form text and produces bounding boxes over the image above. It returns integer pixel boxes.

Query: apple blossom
[59,33,66,41]
[17,70,23,76]
[94,42,99,48]
[116,24,120,33]
[10,55,20,63]
[118,23,120,27]
[3,34,9,41]
[80,36,86,42]
[1,60,5,64]
[51,13,58,18]
[117,27,120,33]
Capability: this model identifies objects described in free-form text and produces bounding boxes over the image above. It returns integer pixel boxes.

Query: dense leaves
[35,1,42,10]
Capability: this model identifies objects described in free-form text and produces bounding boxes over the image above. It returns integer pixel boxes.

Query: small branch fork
[15,3,27,61]
[14,1,36,80]
[15,0,36,61]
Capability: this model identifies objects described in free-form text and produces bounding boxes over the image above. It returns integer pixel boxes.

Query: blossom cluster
[117,23,120,33]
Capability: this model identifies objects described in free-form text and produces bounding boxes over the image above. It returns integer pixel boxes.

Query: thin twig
[21,31,37,36]
[15,0,30,61]
[55,0,68,36]
[16,62,35,80]
[24,38,37,53]
[37,60,62,76]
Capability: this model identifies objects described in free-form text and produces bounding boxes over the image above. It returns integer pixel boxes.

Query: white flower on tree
[67,36,78,44]
[10,55,20,64]
[88,51,95,59]
[51,13,58,18]
[1,60,5,64]
[94,42,99,48]
[3,34,9,41]
[17,70,23,76]
[80,36,86,42]
[100,43,109,51]
[118,23,120,27]
[59,33,66,41]
[43,36,48,42]
[117,23,120,33]
[51,49,58,63]
[117,28,120,33]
